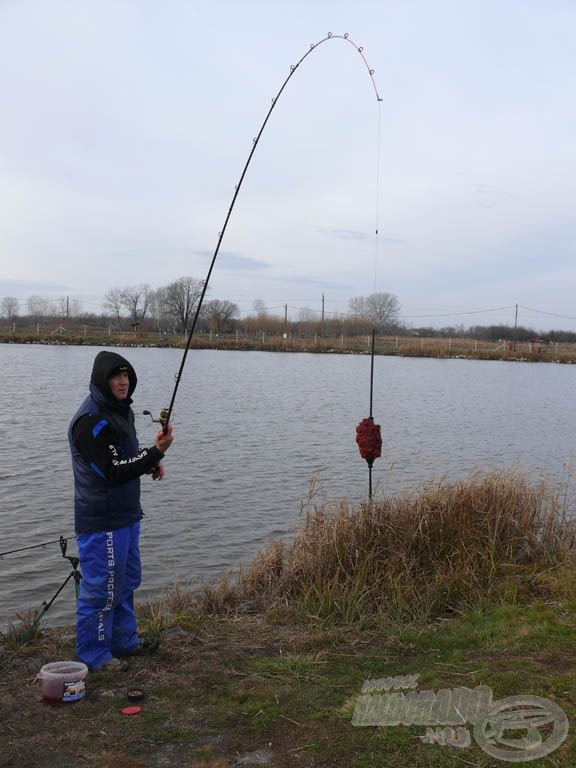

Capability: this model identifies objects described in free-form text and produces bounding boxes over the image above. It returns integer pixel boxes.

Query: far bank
[3,329,576,364]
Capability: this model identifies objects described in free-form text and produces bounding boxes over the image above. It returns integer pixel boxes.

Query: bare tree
[205,299,239,334]
[54,297,71,321]
[296,307,323,336]
[148,287,171,332]
[27,295,51,317]
[120,284,153,325]
[348,292,401,331]
[298,307,317,323]
[69,298,83,317]
[165,277,205,333]
[1,296,19,320]
[103,288,124,322]
[252,299,268,318]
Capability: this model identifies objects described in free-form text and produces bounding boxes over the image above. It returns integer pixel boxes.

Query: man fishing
[68,350,174,672]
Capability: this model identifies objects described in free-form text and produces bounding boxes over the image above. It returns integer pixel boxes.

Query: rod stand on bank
[20,536,82,645]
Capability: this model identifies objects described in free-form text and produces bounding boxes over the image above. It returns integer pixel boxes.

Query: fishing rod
[159,33,383,432]
[0,535,76,559]
[20,537,82,644]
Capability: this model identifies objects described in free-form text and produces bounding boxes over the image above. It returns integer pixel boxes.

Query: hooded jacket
[69,351,164,534]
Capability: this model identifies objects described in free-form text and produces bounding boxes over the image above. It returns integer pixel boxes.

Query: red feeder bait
[356,418,382,466]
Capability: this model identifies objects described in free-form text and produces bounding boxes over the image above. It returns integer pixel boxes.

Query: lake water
[1,343,575,628]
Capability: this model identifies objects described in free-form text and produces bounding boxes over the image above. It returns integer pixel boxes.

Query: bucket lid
[121,706,142,716]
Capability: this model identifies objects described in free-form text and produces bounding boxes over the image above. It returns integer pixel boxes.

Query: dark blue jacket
[69,351,164,534]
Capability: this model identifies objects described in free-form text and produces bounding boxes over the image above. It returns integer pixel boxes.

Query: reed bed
[198,470,576,623]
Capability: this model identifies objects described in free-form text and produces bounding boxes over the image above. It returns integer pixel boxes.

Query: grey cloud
[0,278,72,296]
[323,228,370,241]
[320,228,407,245]
[267,273,352,291]
[195,251,271,272]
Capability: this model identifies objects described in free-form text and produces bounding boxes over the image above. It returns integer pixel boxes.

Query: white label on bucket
[63,679,85,702]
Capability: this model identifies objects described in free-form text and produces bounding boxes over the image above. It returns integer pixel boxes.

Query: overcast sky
[1,0,574,330]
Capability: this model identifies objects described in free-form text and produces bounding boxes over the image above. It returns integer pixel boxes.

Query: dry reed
[197,470,576,623]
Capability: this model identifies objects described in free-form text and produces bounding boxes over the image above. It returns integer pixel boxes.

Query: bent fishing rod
[158,33,382,431]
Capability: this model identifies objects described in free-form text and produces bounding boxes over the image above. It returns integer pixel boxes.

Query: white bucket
[38,661,88,705]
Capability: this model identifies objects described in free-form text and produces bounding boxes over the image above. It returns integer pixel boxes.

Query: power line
[400,305,516,321]
[519,305,576,322]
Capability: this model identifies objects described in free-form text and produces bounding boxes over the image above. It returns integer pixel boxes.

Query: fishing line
[374,102,383,294]
[161,32,383,431]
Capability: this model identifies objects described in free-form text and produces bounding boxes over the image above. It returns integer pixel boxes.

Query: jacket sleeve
[72,414,164,485]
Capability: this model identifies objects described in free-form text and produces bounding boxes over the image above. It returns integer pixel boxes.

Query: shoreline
[2,331,576,364]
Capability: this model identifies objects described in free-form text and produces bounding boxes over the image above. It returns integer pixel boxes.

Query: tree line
[2,281,575,342]
[1,280,403,336]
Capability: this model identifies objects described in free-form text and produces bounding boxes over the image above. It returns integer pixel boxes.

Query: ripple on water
[1,346,574,626]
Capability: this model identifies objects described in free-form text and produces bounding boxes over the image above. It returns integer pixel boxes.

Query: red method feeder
[355,330,382,498]
[356,417,382,468]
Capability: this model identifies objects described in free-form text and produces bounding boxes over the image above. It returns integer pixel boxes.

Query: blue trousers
[76,522,142,671]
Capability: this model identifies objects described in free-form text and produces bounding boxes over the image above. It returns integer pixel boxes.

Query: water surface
[1,344,574,626]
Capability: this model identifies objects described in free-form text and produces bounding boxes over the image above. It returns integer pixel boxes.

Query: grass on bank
[2,469,576,767]
[194,469,576,624]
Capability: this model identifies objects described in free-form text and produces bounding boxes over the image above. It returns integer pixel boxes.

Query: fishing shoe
[116,636,160,658]
[98,657,130,673]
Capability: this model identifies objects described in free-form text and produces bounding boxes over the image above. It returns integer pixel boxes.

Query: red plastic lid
[121,705,142,716]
